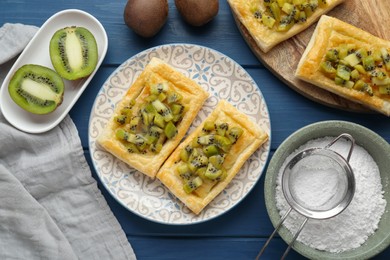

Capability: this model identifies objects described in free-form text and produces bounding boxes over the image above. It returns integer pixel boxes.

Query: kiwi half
[8,64,64,114]
[49,26,98,80]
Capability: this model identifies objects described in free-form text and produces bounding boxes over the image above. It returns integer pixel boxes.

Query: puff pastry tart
[227,0,344,53]
[296,15,390,116]
[156,100,269,215]
[97,57,209,179]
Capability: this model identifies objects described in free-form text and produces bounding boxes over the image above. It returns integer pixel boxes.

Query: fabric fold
[0,23,136,259]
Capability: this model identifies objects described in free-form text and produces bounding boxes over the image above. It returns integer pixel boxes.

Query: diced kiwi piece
[354,64,367,75]
[350,69,360,81]
[164,121,177,139]
[215,169,227,182]
[152,99,173,121]
[297,11,307,23]
[177,162,193,180]
[379,85,390,95]
[214,135,232,152]
[205,163,222,180]
[209,154,225,169]
[344,52,361,67]
[129,116,140,132]
[227,127,244,144]
[353,80,367,91]
[363,84,373,96]
[170,103,184,115]
[374,70,388,80]
[270,2,281,20]
[320,60,336,74]
[8,64,64,114]
[277,16,295,32]
[336,64,351,81]
[202,121,215,133]
[262,14,276,28]
[154,113,166,128]
[335,77,353,88]
[116,128,129,141]
[282,2,294,14]
[325,49,339,62]
[150,82,168,95]
[114,115,127,125]
[166,91,182,104]
[191,155,209,169]
[372,77,390,86]
[318,0,327,7]
[124,142,140,153]
[183,177,203,194]
[180,147,191,162]
[49,26,98,80]
[203,145,220,157]
[197,134,215,146]
[380,48,390,70]
[337,45,350,60]
[362,56,375,71]
[215,123,229,136]
[150,143,163,153]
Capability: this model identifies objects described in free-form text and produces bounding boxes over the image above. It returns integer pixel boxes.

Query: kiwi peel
[8,64,65,114]
[50,26,98,80]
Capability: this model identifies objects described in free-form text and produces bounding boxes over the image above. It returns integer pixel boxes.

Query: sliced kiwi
[8,64,64,114]
[175,121,244,196]
[49,26,98,80]
[252,0,326,32]
[321,45,390,97]
[114,82,185,154]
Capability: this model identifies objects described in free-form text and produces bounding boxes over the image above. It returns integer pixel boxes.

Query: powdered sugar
[275,137,387,253]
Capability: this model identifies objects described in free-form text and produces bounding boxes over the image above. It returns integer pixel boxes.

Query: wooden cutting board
[233,0,390,113]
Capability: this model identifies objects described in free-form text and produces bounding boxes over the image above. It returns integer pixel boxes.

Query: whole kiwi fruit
[124,0,168,38]
[175,0,219,26]
[8,64,64,114]
[49,26,98,80]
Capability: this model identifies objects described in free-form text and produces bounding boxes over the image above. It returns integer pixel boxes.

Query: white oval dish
[88,44,271,225]
[0,9,108,134]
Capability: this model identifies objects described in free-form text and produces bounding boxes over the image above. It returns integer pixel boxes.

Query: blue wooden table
[2,1,390,259]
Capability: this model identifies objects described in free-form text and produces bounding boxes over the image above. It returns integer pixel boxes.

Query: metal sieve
[257,133,356,259]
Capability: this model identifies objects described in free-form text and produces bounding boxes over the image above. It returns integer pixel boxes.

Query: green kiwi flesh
[8,64,64,114]
[50,26,98,80]
[176,121,244,196]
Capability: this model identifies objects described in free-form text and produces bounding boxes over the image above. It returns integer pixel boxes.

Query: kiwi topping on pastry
[114,82,186,154]
[176,121,243,196]
[250,0,327,32]
[320,44,390,96]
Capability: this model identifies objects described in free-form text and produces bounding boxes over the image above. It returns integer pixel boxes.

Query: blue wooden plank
[0,0,261,66]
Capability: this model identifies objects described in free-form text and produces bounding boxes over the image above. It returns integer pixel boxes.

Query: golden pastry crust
[156,100,269,215]
[97,57,209,179]
[295,15,390,116]
[227,0,344,53]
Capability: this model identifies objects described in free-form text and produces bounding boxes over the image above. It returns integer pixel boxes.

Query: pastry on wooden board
[227,0,344,53]
[296,15,390,116]
[156,100,269,215]
[97,57,209,179]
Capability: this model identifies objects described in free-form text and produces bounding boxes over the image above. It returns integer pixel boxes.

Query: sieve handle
[324,133,355,162]
[256,207,292,259]
[256,207,308,259]
[281,217,308,260]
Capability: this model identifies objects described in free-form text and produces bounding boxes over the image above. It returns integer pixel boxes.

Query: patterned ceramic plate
[88,44,271,225]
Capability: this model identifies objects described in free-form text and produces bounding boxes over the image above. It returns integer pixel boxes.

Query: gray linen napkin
[0,23,136,259]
